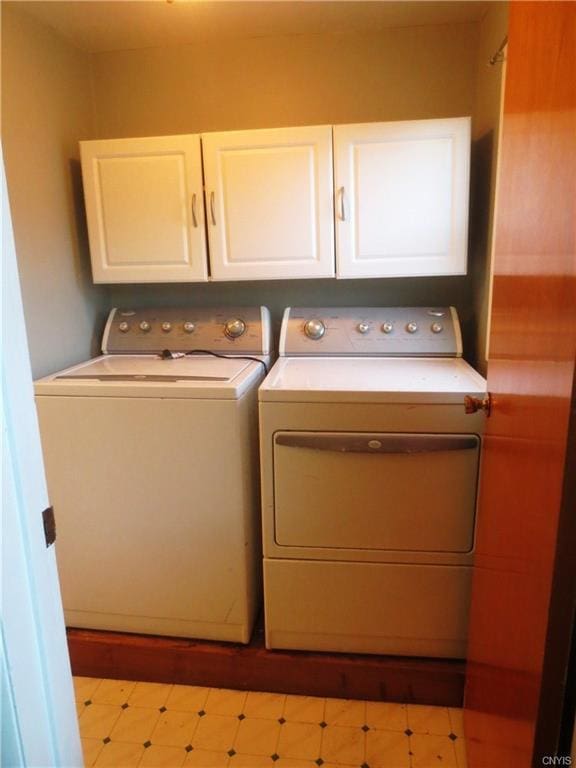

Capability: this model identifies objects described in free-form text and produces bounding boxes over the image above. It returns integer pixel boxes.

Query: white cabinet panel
[81,135,207,283]
[202,126,334,280]
[334,117,470,278]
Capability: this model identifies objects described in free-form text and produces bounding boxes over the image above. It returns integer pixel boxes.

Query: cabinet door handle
[337,186,346,221]
[191,193,198,228]
[209,191,216,226]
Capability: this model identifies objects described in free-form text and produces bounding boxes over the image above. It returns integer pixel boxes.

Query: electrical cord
[160,348,269,374]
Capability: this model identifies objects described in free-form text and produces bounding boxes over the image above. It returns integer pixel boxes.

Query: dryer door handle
[274,433,479,454]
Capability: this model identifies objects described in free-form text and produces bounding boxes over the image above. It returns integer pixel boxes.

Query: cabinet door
[80,135,207,283]
[202,126,334,280]
[334,117,470,278]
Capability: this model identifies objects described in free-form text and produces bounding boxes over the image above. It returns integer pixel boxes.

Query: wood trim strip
[534,369,576,761]
[67,625,465,707]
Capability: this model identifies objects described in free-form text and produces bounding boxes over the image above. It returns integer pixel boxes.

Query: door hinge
[42,506,56,548]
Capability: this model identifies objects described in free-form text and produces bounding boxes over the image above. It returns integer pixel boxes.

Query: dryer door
[273,431,479,553]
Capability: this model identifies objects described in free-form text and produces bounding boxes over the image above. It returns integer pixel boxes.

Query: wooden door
[333,118,470,278]
[202,125,335,280]
[465,3,576,766]
[81,134,207,283]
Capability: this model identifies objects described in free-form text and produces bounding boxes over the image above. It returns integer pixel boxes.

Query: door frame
[1,147,82,767]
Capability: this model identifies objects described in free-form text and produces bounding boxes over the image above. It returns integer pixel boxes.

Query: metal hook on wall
[489,36,508,66]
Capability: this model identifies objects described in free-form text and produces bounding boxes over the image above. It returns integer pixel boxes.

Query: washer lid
[259,357,487,404]
[35,355,265,399]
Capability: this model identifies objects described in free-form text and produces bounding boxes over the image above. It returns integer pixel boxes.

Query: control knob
[225,318,246,339]
[183,322,195,334]
[431,322,444,334]
[118,321,130,333]
[304,319,326,340]
[406,322,418,334]
[381,322,394,334]
[161,322,172,333]
[357,322,370,334]
[139,320,151,333]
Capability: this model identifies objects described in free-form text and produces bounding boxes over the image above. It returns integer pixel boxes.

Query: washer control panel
[281,307,462,357]
[103,306,271,355]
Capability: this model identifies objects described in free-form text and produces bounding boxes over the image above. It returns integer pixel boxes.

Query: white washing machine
[35,306,271,643]
[259,307,487,658]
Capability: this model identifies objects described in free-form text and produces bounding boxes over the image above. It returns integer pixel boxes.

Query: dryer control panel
[280,307,462,357]
[103,306,271,355]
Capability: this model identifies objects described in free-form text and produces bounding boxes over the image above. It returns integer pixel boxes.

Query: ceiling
[16,1,490,53]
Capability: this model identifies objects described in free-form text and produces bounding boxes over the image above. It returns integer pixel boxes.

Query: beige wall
[1,3,105,378]
[92,21,485,357]
[469,2,508,374]
[93,23,478,137]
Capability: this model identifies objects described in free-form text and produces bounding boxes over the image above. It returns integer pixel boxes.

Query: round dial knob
[225,318,246,339]
[406,322,418,334]
[118,321,130,333]
[139,320,151,333]
[304,319,326,340]
[183,322,195,334]
[357,322,370,334]
[381,322,394,334]
[161,322,172,333]
[431,322,444,334]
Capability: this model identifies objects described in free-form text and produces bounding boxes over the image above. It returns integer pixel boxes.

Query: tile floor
[76,677,467,768]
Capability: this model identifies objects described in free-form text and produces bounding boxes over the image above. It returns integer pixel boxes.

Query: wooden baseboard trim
[67,624,465,707]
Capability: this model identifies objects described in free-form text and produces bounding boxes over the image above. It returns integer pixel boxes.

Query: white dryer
[259,307,487,658]
[35,306,271,643]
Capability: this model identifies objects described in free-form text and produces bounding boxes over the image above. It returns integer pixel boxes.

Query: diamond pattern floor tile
[81,737,104,767]
[205,689,248,717]
[74,676,468,768]
[184,749,230,768]
[448,707,465,738]
[366,728,411,768]
[234,717,281,756]
[139,743,187,767]
[454,735,468,768]
[129,682,174,709]
[410,733,458,767]
[183,749,230,766]
[167,685,211,713]
[365,702,408,733]
[79,703,123,740]
[74,677,102,703]
[274,761,317,768]
[193,714,240,752]
[277,722,323,761]
[93,740,145,767]
[229,754,275,767]
[110,706,162,743]
[322,723,365,765]
[324,699,366,728]
[151,710,201,748]
[92,679,137,706]
[283,696,325,725]
[243,691,286,720]
[407,705,452,736]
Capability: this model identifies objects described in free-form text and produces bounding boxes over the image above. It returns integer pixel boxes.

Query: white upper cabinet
[80,135,207,283]
[202,126,335,280]
[333,117,471,279]
[80,120,469,284]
